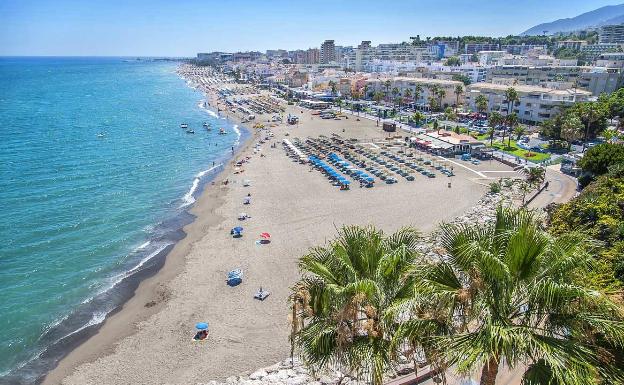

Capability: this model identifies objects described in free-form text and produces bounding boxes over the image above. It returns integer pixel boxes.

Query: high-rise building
[305,48,320,64]
[320,40,336,64]
[600,24,624,44]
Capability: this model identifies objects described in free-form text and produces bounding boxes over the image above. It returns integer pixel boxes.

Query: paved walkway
[528,166,578,209]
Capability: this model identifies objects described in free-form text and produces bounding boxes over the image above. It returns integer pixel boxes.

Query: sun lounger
[254,288,270,301]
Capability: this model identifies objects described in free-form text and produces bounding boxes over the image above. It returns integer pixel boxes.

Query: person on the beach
[194,330,208,341]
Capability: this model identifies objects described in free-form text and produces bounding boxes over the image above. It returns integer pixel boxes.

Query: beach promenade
[44,79,522,385]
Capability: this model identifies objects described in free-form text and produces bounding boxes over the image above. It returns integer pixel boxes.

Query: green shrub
[548,171,624,292]
[489,181,501,193]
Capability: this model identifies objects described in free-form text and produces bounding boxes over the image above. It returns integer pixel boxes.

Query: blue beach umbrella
[233,226,243,232]
[195,322,209,330]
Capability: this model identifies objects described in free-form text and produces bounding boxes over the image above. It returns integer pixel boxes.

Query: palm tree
[363,84,369,101]
[392,87,401,109]
[329,81,337,96]
[336,97,343,113]
[411,111,425,126]
[290,226,422,385]
[579,103,598,152]
[384,80,392,101]
[523,166,545,186]
[504,87,519,143]
[475,94,488,114]
[429,85,441,111]
[488,111,504,145]
[437,89,446,112]
[487,127,495,146]
[414,85,423,108]
[513,125,525,140]
[410,206,624,385]
[506,113,518,148]
[404,88,412,105]
[373,91,384,105]
[561,114,583,151]
[454,84,464,113]
[428,96,438,112]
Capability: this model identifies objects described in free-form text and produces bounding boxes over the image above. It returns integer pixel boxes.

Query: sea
[0,57,247,384]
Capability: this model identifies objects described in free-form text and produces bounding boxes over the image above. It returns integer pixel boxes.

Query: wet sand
[43,82,509,385]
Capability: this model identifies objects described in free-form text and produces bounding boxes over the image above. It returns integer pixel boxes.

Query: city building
[465,82,592,124]
[320,40,336,64]
[486,65,624,96]
[580,43,623,59]
[501,44,548,55]
[599,24,624,44]
[464,43,500,54]
[555,40,587,50]
[477,51,507,65]
[355,41,373,71]
[596,52,624,68]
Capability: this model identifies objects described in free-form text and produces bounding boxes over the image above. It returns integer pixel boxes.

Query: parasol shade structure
[195,322,209,330]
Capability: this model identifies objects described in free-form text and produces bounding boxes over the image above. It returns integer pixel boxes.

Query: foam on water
[0,57,247,383]
[180,164,222,207]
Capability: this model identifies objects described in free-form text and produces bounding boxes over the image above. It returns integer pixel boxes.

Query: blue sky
[0,0,620,56]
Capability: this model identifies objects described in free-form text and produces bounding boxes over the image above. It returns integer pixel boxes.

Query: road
[528,166,578,209]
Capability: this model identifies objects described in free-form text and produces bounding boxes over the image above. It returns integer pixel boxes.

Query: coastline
[35,74,257,385]
[42,66,521,385]
[41,135,258,385]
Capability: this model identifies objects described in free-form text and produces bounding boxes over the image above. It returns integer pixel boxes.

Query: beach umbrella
[260,232,271,239]
[195,322,209,330]
[233,226,243,232]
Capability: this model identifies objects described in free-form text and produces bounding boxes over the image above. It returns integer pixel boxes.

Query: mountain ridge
[521,4,624,36]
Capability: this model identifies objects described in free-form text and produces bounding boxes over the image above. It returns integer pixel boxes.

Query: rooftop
[468,82,592,96]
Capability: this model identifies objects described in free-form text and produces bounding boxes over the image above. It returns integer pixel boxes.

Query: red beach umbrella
[260,232,271,239]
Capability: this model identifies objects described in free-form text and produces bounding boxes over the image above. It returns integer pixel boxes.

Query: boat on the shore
[219,128,227,135]
[180,123,188,129]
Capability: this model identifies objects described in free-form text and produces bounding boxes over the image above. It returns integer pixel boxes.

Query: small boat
[96,133,105,138]
[203,122,209,128]
[180,123,188,129]
[186,129,195,134]
[218,128,227,135]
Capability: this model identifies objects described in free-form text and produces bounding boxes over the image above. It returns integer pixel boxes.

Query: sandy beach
[43,70,520,385]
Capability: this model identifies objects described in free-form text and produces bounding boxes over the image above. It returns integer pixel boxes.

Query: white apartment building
[580,43,623,59]
[354,42,437,72]
[485,65,624,96]
[424,63,488,83]
[599,24,624,44]
[477,51,507,65]
[465,83,592,124]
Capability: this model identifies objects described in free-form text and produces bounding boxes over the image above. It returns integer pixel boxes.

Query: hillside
[521,4,624,36]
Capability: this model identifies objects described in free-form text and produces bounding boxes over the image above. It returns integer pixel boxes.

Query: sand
[43,82,514,385]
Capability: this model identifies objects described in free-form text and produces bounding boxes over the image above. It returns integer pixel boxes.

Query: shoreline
[37,73,257,385]
[41,65,525,385]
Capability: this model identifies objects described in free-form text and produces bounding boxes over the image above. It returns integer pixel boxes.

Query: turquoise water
[0,57,243,383]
